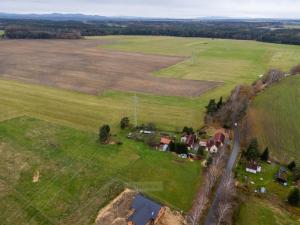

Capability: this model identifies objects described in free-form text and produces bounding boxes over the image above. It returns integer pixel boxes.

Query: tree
[245,138,260,161]
[120,117,130,129]
[197,147,205,157]
[99,125,110,144]
[206,156,213,167]
[288,188,300,206]
[260,147,269,161]
[217,97,223,109]
[206,99,218,115]
[175,143,188,154]
[293,167,300,182]
[182,126,193,135]
[288,161,296,171]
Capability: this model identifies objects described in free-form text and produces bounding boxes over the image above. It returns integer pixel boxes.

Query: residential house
[209,145,218,154]
[214,132,225,147]
[275,167,288,186]
[246,161,262,174]
[205,139,218,153]
[186,134,196,148]
[160,137,171,151]
[127,194,165,225]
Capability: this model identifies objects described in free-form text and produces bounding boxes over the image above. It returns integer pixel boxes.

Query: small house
[206,139,215,151]
[246,161,261,174]
[209,145,218,154]
[160,137,171,151]
[275,167,288,186]
[199,141,207,148]
[180,136,187,143]
[127,194,164,225]
[186,134,196,147]
[160,137,171,145]
[214,132,225,147]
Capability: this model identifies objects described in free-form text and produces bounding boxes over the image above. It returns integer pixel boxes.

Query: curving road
[203,126,240,225]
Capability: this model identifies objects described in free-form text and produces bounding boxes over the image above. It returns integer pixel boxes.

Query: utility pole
[133,93,139,127]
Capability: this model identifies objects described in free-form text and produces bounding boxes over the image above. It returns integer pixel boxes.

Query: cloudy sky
[1,0,300,19]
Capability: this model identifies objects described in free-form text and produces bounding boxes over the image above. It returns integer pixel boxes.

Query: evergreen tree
[206,156,213,167]
[288,161,296,171]
[260,147,269,161]
[288,188,300,206]
[217,97,223,109]
[99,125,110,144]
[120,117,130,129]
[206,99,218,115]
[197,147,205,157]
[245,138,260,161]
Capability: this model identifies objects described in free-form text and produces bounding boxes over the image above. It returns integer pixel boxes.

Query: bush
[99,125,110,144]
[288,188,300,206]
[120,117,130,129]
[288,161,296,171]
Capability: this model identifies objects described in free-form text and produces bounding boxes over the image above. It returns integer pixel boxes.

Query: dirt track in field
[0,39,221,96]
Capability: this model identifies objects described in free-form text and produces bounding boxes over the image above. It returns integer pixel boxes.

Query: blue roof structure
[128,194,162,225]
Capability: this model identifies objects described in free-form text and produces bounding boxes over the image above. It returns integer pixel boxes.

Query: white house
[209,145,218,154]
[246,162,262,174]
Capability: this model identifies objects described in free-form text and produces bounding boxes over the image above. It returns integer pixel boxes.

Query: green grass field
[235,161,293,200]
[248,76,300,163]
[0,117,201,224]
[236,197,300,225]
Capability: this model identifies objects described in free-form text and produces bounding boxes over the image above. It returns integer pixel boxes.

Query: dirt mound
[94,188,187,225]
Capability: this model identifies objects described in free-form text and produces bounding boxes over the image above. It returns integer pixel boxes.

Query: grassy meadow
[236,197,300,225]
[248,76,300,163]
[0,117,201,224]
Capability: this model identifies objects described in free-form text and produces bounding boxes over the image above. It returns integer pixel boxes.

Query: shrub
[288,161,296,171]
[99,125,110,144]
[120,117,130,129]
[288,188,300,206]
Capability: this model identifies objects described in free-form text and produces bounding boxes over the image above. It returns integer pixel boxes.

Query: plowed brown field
[0,39,221,96]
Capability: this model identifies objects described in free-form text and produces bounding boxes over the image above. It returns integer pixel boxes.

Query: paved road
[203,126,240,225]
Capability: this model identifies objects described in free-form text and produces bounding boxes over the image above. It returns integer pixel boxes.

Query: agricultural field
[247,76,300,163]
[1,36,300,132]
[0,39,219,96]
[0,117,201,224]
[235,197,300,225]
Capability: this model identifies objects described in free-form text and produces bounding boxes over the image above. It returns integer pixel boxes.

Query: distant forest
[1,19,300,45]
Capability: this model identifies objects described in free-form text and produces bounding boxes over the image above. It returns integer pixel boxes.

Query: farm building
[127,194,164,225]
[246,161,262,174]
[275,167,288,186]
[214,132,225,147]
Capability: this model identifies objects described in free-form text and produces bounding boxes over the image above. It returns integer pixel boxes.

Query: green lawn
[248,76,300,163]
[236,161,293,200]
[236,197,300,225]
[0,117,201,224]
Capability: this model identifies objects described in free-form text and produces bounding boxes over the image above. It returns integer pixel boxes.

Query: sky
[1,0,300,19]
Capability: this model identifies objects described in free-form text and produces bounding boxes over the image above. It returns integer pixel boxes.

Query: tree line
[1,18,300,45]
